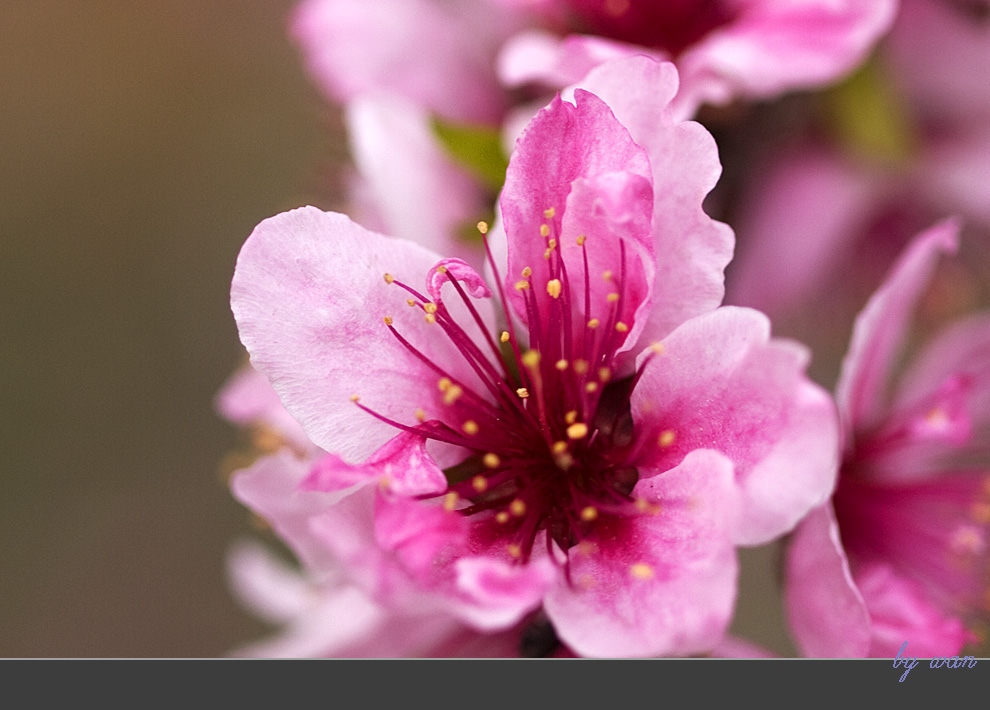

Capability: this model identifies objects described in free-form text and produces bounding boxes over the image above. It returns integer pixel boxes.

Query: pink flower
[230,62,837,657]
[784,221,990,657]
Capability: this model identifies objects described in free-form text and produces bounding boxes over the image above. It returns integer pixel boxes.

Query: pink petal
[451,555,557,631]
[215,364,316,454]
[573,57,734,343]
[544,449,740,657]
[345,95,490,266]
[230,450,352,573]
[676,0,898,116]
[783,504,872,658]
[500,90,655,350]
[227,539,322,624]
[231,206,486,463]
[835,220,960,436]
[855,563,970,658]
[632,306,839,544]
[290,0,510,123]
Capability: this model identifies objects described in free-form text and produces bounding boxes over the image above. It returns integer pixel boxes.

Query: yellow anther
[575,541,598,557]
[483,453,501,469]
[547,279,562,299]
[378,476,392,491]
[521,350,541,368]
[443,492,459,511]
[383,316,393,326]
[383,273,395,284]
[499,331,510,343]
[543,248,552,260]
[971,502,990,525]
[630,562,654,579]
[580,506,598,522]
[598,367,611,382]
[547,238,557,250]
[423,302,437,314]
[521,266,533,278]
[540,224,550,238]
[551,441,568,455]
[543,207,556,219]
[576,235,587,246]
[567,423,589,440]
[462,420,479,435]
[555,359,568,371]
[602,270,613,281]
[510,499,527,517]
[477,220,489,235]
[472,475,488,493]
[496,511,510,524]
[414,408,427,422]
[438,377,452,391]
[650,342,665,355]
[572,359,589,375]
[635,498,662,515]
[606,293,620,303]
[424,313,437,324]
[406,298,416,307]
[514,280,530,291]
[615,321,629,333]
[349,394,360,403]
[587,318,600,329]
[564,410,578,425]
[516,387,530,398]
[443,385,464,405]
[585,382,598,393]
[436,265,448,274]
[658,430,676,448]
[507,543,522,559]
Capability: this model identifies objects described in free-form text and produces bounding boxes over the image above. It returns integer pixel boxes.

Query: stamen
[567,423,589,440]
[462,420,479,435]
[443,492,460,511]
[383,316,393,326]
[544,207,556,219]
[472,475,488,493]
[547,279,562,298]
[383,273,395,284]
[580,506,598,522]
[564,410,578,425]
[615,322,628,333]
[540,224,550,238]
[587,319,600,329]
[630,562,654,579]
[476,221,489,235]
[483,453,501,469]
[510,499,527,517]
[658,430,676,448]
[500,331,510,343]
[496,511,510,524]
[555,359,568,371]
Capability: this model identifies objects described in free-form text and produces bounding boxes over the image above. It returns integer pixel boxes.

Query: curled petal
[427,258,492,303]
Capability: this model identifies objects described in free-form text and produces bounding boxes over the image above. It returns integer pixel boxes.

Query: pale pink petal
[918,130,990,227]
[346,94,490,265]
[855,563,970,658]
[835,220,960,435]
[290,0,510,123]
[215,364,316,453]
[676,0,898,117]
[231,206,486,463]
[544,449,740,657]
[784,504,872,658]
[227,539,322,624]
[632,306,839,544]
[498,30,661,89]
[572,57,734,343]
[373,494,470,580]
[230,450,352,573]
[726,145,888,318]
[500,90,655,350]
[884,0,990,122]
[451,555,557,631]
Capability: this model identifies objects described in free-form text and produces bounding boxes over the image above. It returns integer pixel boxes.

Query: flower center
[548,0,737,57]
[358,218,661,563]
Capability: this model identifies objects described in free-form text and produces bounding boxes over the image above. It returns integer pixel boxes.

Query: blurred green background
[0,0,790,657]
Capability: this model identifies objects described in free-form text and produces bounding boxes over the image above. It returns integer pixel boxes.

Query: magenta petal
[545,449,740,657]
[836,220,961,435]
[231,206,482,463]
[374,494,469,579]
[501,90,654,344]
[855,563,970,659]
[632,306,839,544]
[784,504,872,658]
[574,57,734,341]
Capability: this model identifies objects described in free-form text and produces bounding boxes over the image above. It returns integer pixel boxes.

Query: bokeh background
[1,0,792,657]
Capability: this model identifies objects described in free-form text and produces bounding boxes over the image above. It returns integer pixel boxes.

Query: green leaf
[431,117,509,192]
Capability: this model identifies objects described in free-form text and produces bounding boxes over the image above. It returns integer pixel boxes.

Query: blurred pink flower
[784,221,990,657]
[230,65,838,656]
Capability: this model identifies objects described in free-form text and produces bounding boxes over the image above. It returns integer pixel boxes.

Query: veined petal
[573,57,734,343]
[836,220,960,437]
[231,206,486,463]
[501,90,654,352]
[544,449,740,657]
[632,306,839,544]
